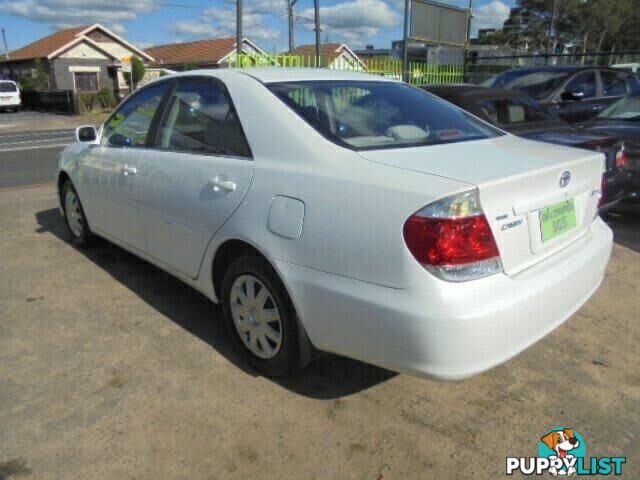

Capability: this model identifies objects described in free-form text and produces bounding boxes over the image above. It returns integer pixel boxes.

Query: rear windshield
[483,71,571,99]
[0,82,17,92]
[268,81,501,150]
[474,97,558,126]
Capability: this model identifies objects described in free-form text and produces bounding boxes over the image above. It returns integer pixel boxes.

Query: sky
[0,0,515,53]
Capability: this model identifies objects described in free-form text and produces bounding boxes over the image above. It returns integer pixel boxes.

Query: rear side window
[562,71,597,99]
[0,82,17,92]
[156,79,251,157]
[102,82,169,147]
[601,71,629,97]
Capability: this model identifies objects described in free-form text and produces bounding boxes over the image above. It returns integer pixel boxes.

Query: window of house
[74,72,99,92]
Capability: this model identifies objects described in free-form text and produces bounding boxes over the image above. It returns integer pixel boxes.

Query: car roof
[422,84,530,101]
[164,67,398,84]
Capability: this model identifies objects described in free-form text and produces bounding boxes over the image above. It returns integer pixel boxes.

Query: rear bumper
[0,98,21,108]
[617,171,640,210]
[276,218,612,380]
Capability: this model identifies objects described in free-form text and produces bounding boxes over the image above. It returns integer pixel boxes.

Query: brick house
[0,24,153,96]
[145,37,267,71]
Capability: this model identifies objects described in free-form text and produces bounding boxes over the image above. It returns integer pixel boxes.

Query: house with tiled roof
[0,24,153,96]
[287,43,365,70]
[145,37,266,70]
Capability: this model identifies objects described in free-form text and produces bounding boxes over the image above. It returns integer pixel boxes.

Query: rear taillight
[615,145,628,169]
[403,190,502,282]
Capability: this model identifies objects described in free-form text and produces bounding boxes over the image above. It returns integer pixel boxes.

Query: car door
[78,81,171,250]
[552,70,601,123]
[135,77,254,278]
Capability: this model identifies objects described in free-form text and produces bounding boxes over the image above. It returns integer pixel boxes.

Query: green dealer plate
[540,199,577,243]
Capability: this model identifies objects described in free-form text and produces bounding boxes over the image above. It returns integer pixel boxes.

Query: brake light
[615,145,628,169]
[403,190,502,282]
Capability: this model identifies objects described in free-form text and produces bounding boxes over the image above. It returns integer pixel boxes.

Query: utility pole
[402,0,410,82]
[2,28,9,60]
[288,0,297,52]
[545,0,558,65]
[236,0,243,61]
[314,0,321,66]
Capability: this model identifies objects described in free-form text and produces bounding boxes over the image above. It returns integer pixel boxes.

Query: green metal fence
[228,54,464,85]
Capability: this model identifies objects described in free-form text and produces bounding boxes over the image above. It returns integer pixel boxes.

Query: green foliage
[123,56,146,89]
[489,0,640,53]
[182,61,201,71]
[75,92,99,114]
[96,88,117,109]
[19,59,49,91]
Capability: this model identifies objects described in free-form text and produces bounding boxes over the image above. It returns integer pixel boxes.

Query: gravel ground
[0,184,638,479]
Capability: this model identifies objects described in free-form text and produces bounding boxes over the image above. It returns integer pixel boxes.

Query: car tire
[221,254,301,377]
[61,180,93,247]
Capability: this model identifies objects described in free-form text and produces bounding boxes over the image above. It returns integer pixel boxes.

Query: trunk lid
[358,134,604,275]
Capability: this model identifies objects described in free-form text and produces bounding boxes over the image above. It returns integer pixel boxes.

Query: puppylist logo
[506,427,626,476]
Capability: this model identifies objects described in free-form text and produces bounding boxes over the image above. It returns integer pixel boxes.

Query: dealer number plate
[540,199,577,243]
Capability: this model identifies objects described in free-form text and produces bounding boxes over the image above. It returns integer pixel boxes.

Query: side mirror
[76,125,97,143]
[108,132,133,147]
[561,90,585,102]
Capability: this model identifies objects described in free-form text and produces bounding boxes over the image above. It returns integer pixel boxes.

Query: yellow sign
[121,56,132,64]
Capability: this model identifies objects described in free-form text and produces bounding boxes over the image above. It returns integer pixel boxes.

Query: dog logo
[539,428,583,476]
[559,171,571,188]
[506,426,626,476]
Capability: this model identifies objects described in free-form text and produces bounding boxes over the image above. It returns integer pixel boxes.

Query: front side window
[476,97,555,126]
[102,82,169,147]
[74,72,98,92]
[0,82,17,92]
[268,81,501,150]
[561,71,597,99]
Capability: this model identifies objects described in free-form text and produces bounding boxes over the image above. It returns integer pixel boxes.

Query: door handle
[121,165,137,176]
[208,177,236,193]
[593,104,605,111]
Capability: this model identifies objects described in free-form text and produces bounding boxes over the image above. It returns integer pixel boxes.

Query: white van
[0,80,21,112]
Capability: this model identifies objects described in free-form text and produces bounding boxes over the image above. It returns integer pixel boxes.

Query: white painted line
[0,123,24,128]
[0,181,55,192]
[0,137,74,147]
[0,130,75,139]
[0,143,69,153]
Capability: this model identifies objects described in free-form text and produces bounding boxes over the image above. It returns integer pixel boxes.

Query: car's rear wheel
[61,180,92,246]
[221,254,300,377]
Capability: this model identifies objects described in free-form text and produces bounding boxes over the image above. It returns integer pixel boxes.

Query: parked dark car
[482,66,640,123]
[422,84,631,211]
[577,92,640,211]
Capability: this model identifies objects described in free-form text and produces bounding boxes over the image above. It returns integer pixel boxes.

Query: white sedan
[57,68,612,380]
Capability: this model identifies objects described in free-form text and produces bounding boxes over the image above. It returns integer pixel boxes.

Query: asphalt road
[0,129,74,189]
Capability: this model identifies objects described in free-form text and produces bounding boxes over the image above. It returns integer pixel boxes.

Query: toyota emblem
[559,171,571,188]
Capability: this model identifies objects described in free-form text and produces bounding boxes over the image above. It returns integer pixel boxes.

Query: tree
[20,59,49,91]
[123,56,145,90]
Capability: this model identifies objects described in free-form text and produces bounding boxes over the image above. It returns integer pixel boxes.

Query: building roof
[286,43,363,67]
[0,23,153,63]
[145,37,241,67]
[4,25,88,62]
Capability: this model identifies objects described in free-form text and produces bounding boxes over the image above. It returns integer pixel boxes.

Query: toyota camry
[56,69,613,380]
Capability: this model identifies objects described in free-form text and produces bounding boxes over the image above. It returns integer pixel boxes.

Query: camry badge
[559,171,571,188]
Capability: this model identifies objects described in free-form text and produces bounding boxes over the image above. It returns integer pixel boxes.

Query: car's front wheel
[221,254,300,377]
[61,180,93,246]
